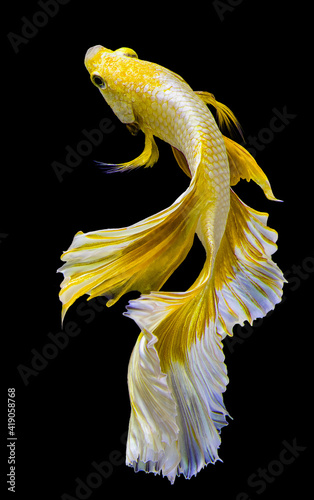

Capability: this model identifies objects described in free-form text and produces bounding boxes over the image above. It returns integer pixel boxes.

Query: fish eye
[91,74,106,89]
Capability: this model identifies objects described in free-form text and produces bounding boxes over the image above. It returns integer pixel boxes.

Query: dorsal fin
[224,135,281,201]
[195,91,244,140]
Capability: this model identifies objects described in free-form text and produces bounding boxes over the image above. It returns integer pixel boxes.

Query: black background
[3,1,311,499]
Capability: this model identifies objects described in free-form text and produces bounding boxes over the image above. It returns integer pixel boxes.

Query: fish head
[85,45,140,125]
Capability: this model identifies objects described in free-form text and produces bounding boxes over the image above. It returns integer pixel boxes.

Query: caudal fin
[125,268,230,482]
[124,188,285,482]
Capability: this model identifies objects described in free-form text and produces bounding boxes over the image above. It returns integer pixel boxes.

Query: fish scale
[131,73,231,253]
[58,46,285,483]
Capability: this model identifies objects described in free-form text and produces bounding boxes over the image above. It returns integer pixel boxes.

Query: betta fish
[58,46,285,483]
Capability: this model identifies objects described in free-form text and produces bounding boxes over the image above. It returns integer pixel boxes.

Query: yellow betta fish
[58,46,285,483]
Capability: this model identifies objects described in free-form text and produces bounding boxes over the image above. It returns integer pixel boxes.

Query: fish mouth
[84,45,113,71]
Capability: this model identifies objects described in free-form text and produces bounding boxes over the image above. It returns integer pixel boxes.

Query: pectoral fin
[98,128,159,173]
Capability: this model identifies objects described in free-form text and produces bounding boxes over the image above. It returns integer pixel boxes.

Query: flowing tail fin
[58,130,285,482]
[58,178,199,322]
[125,266,229,483]
[124,188,285,482]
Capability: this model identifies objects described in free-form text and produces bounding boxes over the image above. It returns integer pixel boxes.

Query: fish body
[86,46,231,282]
[59,46,285,482]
